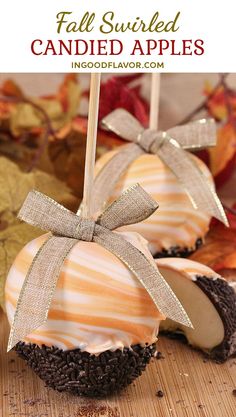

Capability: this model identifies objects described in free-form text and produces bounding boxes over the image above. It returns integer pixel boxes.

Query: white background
[0,0,234,72]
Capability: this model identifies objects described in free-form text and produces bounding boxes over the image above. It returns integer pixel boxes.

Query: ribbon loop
[8,185,192,351]
[102,108,143,142]
[18,190,81,239]
[167,118,216,149]
[98,184,158,230]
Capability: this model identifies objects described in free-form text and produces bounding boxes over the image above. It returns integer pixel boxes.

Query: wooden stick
[81,73,101,218]
[149,73,161,130]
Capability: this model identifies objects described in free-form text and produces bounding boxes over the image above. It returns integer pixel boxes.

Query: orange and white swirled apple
[5,232,164,353]
[95,150,213,254]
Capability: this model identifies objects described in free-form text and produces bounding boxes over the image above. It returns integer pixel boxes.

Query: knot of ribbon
[92,109,228,226]
[75,219,95,241]
[8,184,192,352]
[137,129,166,153]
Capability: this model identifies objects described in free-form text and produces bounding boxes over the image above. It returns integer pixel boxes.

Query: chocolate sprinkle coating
[196,276,236,362]
[15,342,156,397]
[154,238,203,259]
[156,390,164,398]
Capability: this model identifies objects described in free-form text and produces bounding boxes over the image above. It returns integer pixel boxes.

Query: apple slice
[156,258,236,362]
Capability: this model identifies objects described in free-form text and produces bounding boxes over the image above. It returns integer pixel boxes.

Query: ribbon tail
[94,226,192,328]
[7,236,78,351]
[92,143,143,215]
[98,184,158,230]
[158,140,228,226]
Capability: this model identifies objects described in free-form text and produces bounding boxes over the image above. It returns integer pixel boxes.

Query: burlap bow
[93,109,228,226]
[8,184,192,351]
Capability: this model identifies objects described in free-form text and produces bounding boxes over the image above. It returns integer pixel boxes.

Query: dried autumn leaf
[72,116,124,154]
[9,103,44,135]
[83,76,149,126]
[33,74,80,131]
[49,129,86,199]
[1,79,24,98]
[0,131,56,175]
[0,221,42,311]
[99,77,148,125]
[200,79,236,186]
[208,123,236,179]
[1,75,81,136]
[190,209,236,276]
[204,83,227,121]
[205,82,236,122]
[0,156,78,309]
[0,101,14,122]
[0,157,78,214]
[58,74,80,114]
